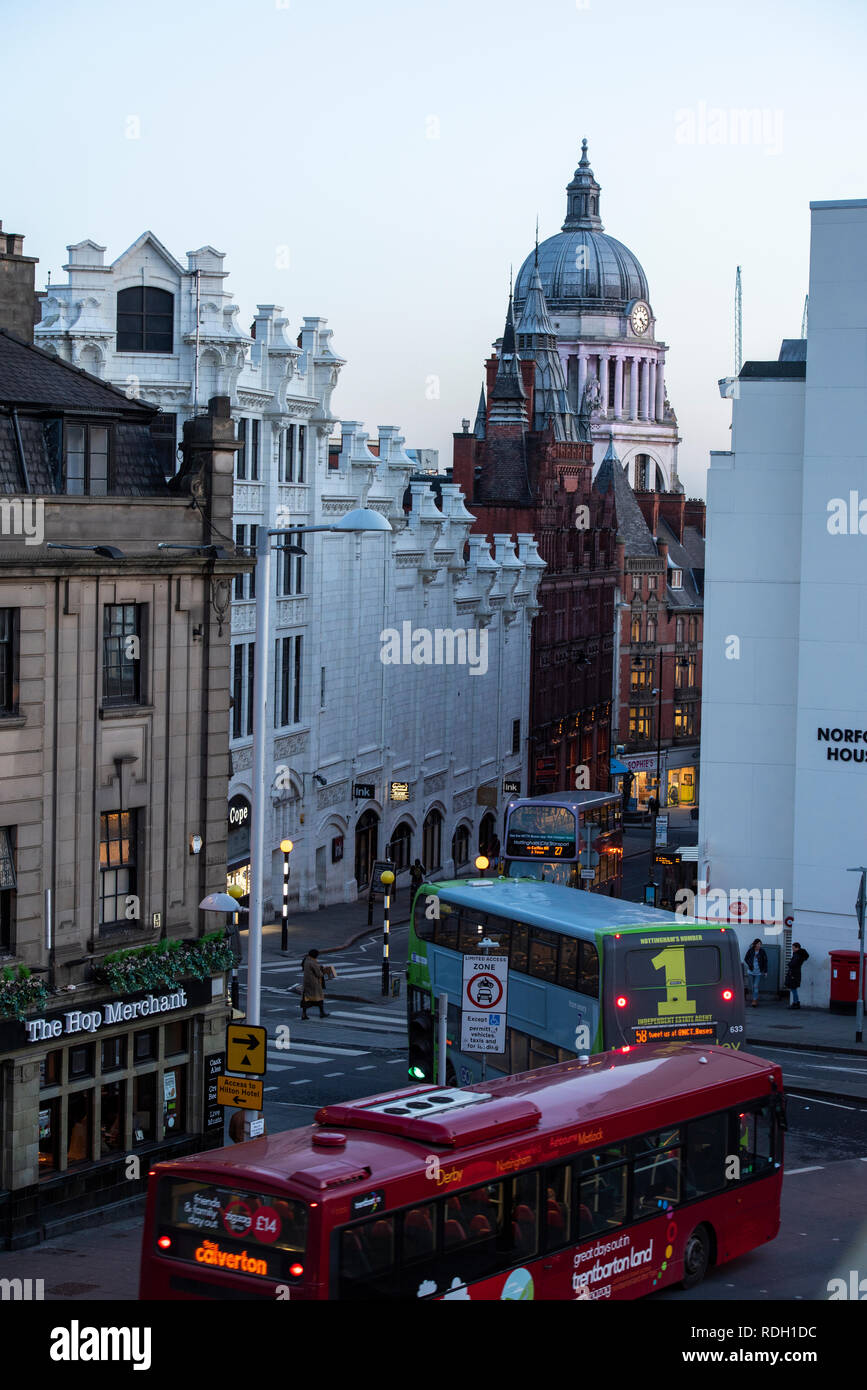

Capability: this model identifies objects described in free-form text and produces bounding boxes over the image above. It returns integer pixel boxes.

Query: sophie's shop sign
[0,978,212,1053]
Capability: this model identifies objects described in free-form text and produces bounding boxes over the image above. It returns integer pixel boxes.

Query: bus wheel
[680,1224,711,1289]
[445,1061,457,1088]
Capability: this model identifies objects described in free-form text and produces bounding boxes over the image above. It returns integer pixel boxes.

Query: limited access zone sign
[460,954,508,1054]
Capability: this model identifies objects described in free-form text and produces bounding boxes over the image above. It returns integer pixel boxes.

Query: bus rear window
[625,945,721,988]
[155,1178,308,1281]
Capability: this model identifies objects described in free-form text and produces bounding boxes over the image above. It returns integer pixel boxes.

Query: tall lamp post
[646,661,665,906]
[246,510,391,1040]
[380,869,395,996]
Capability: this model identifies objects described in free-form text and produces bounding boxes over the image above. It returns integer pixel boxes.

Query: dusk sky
[4,0,865,498]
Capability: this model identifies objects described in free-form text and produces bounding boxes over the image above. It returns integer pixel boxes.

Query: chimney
[0,221,39,341]
[683,497,706,538]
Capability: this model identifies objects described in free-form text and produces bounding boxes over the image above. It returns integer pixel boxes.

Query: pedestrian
[409,859,426,897]
[744,938,768,1008]
[784,941,810,1010]
[300,947,327,1020]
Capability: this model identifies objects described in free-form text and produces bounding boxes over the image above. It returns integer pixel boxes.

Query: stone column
[655,352,666,420]
[639,357,650,421]
[614,352,624,420]
[648,361,657,422]
[577,349,587,413]
[599,351,610,413]
[629,354,639,420]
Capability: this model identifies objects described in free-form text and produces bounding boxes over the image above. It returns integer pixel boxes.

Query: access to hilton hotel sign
[0,978,213,1053]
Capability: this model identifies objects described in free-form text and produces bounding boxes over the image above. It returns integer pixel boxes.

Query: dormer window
[64,422,110,495]
[116,286,174,353]
[670,569,683,589]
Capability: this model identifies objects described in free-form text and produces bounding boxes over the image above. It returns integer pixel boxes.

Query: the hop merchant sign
[461,954,508,1054]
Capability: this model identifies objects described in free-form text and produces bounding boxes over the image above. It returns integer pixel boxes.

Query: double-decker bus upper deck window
[544,1164,573,1250]
[577,1147,628,1237]
[511,922,529,974]
[633,1130,683,1216]
[458,911,487,953]
[434,905,458,951]
[528,926,558,982]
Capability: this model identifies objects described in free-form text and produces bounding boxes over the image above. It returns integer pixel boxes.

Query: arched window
[646,616,657,645]
[631,617,641,644]
[422,809,443,873]
[387,821,412,872]
[676,616,684,643]
[116,286,174,353]
[478,811,498,859]
[452,823,470,869]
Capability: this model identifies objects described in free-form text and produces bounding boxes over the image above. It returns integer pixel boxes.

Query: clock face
[631,303,650,335]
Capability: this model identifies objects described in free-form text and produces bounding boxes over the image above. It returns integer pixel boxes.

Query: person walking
[300,948,327,1020]
[784,942,810,1009]
[744,938,768,1008]
[409,859,426,897]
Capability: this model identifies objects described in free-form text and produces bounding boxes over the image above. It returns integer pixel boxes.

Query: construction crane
[801,294,809,339]
[734,266,743,376]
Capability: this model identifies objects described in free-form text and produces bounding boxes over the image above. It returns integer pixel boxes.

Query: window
[629,706,651,739]
[452,823,470,868]
[103,604,142,706]
[236,419,247,479]
[101,1079,125,1155]
[99,810,137,929]
[558,936,578,990]
[278,547,304,597]
[233,525,257,600]
[297,426,306,483]
[67,1091,93,1166]
[578,1145,628,1237]
[736,1103,775,1179]
[528,926,558,983]
[670,568,683,589]
[38,1097,61,1174]
[0,608,20,714]
[274,635,301,729]
[101,1036,126,1072]
[676,616,684,643]
[164,1021,188,1056]
[511,719,520,755]
[545,1164,573,1249]
[116,286,174,353]
[685,1112,728,1198]
[674,704,695,737]
[630,617,641,644]
[578,941,599,996]
[286,426,295,481]
[232,642,255,738]
[422,809,443,872]
[646,616,656,644]
[250,419,260,480]
[0,826,16,954]
[388,821,412,872]
[132,1071,157,1146]
[134,1029,157,1062]
[150,412,177,477]
[631,658,651,689]
[65,422,110,495]
[163,1064,186,1136]
[69,1044,95,1079]
[633,1129,682,1217]
[528,1036,558,1070]
[632,575,641,595]
[510,922,529,974]
[688,616,698,643]
[40,1050,61,1088]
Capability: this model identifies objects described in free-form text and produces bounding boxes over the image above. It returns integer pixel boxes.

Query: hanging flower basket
[0,964,49,1021]
[93,932,235,996]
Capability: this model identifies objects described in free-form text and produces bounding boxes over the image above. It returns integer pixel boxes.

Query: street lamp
[199,890,248,1014]
[246,508,391,1041]
[475,855,490,878]
[280,839,293,953]
[380,870,395,996]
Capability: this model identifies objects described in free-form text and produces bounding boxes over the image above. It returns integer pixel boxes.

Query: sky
[3,0,866,499]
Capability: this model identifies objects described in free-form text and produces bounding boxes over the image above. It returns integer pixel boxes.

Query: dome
[514,140,649,315]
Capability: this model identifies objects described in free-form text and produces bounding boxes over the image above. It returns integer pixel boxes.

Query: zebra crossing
[258,1000,407,1087]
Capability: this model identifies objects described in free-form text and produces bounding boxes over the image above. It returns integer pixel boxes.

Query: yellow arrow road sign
[226,1023,267,1075]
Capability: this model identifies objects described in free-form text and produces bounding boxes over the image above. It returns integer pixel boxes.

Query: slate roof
[593,438,658,558]
[657,517,703,608]
[0,328,157,416]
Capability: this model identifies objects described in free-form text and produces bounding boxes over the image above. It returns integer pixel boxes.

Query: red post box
[829,949,867,1013]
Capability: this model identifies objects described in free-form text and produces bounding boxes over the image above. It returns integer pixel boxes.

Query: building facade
[453,287,618,797]
[699,198,867,1003]
[595,438,705,813]
[0,326,245,1245]
[513,141,681,491]
[35,233,539,910]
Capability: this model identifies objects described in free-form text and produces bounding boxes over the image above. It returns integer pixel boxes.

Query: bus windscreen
[504,805,577,859]
[155,1178,308,1281]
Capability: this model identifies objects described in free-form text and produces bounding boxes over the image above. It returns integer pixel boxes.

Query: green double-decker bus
[406,877,745,1085]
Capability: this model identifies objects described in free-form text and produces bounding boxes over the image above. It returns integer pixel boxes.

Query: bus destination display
[632,1023,717,1044]
[504,805,578,860]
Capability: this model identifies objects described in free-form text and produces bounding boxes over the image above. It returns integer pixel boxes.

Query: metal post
[857,870,866,1045]
[381,878,391,996]
[231,910,240,1013]
[281,849,290,953]
[246,529,272,1034]
[437,992,448,1087]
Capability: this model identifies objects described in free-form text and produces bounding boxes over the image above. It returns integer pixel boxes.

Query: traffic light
[408,1007,434,1081]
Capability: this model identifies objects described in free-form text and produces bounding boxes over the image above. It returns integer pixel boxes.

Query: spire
[516,258,556,340]
[515,253,576,441]
[488,291,528,426]
[473,382,487,440]
[601,430,620,464]
[562,136,603,232]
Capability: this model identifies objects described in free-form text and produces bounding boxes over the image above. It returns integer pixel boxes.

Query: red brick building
[595,436,705,813]
[453,279,618,795]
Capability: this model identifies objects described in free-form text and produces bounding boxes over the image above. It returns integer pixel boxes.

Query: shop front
[665,749,700,812]
[227,793,251,898]
[0,973,229,1249]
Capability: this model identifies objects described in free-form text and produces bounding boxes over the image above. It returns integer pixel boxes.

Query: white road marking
[270,1041,367,1056]
[264,1086,278,1092]
[323,1072,343,1077]
[786,1092,859,1110]
[289,1080,309,1086]
[811,1064,867,1074]
[786,1165,825,1174]
[357,1065,376,1070]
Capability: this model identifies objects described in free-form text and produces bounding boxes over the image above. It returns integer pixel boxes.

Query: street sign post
[848,867,867,1044]
[216,1075,264,1109]
[226,1023,267,1075]
[460,951,508,1081]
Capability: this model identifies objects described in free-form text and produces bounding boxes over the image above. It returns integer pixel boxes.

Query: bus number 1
[650,946,697,1018]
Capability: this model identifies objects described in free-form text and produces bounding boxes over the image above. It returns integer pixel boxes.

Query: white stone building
[698,198,867,1006]
[35,233,541,911]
